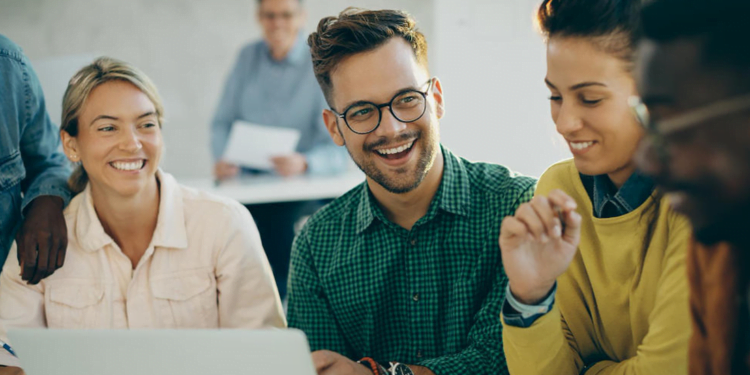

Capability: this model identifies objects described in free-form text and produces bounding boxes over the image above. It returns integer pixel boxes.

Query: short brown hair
[308,8,428,106]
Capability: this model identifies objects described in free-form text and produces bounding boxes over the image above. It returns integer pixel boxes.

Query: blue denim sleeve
[14,50,71,213]
[502,282,557,328]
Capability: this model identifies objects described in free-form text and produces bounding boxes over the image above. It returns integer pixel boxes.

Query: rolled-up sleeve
[6,49,71,212]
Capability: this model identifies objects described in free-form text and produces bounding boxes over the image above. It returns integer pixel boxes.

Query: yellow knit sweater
[502,159,690,375]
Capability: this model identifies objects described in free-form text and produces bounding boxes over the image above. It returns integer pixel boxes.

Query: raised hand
[499,189,582,305]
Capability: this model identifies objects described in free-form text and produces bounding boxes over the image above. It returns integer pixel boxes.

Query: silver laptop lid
[7,328,316,375]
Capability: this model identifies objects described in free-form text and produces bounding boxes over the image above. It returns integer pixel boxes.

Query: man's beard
[346,129,438,194]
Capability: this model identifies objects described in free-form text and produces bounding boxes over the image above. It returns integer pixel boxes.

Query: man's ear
[431,77,445,119]
[60,130,79,162]
[322,109,346,146]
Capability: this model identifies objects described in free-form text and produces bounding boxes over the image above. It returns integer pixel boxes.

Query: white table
[179,171,365,205]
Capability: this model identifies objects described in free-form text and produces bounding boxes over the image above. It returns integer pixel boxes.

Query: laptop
[7,328,317,375]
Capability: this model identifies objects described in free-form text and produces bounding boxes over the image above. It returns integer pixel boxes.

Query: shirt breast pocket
[151,270,218,329]
[45,282,105,328]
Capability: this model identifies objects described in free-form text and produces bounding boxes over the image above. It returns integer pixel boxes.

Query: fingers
[271,157,297,177]
[56,235,68,269]
[505,192,580,243]
[54,210,68,270]
[214,161,239,180]
[547,189,582,238]
[547,189,577,213]
[500,216,529,240]
[29,232,52,285]
[311,350,336,373]
[529,196,560,240]
[272,160,291,176]
[19,233,38,282]
[561,208,583,242]
[499,216,530,252]
[46,239,60,278]
[15,230,25,268]
[514,203,547,241]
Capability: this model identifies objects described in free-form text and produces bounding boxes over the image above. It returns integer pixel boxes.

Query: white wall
[0,0,433,178]
[434,0,569,178]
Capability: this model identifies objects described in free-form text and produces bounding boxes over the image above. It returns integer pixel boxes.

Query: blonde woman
[0,57,285,372]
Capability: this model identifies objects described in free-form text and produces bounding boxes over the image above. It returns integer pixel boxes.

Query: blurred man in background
[210,0,348,301]
[635,0,750,372]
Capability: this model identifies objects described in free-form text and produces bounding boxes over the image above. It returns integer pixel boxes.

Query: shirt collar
[355,145,471,234]
[75,169,188,253]
[590,170,655,217]
[262,31,308,66]
[151,170,189,249]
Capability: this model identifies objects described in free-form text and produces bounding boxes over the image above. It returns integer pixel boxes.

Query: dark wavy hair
[307,7,428,107]
[537,0,643,68]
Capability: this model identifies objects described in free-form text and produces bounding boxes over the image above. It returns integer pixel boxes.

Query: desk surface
[179,171,365,205]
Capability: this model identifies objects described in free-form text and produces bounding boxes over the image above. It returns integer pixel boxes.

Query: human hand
[16,195,67,285]
[214,161,240,180]
[499,189,582,305]
[311,350,374,375]
[270,153,308,177]
[0,366,25,375]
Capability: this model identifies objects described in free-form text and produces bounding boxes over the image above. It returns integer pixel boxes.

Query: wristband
[357,357,385,375]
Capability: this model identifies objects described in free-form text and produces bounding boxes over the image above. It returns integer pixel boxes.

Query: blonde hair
[61,57,165,194]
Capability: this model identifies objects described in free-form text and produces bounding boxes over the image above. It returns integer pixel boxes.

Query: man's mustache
[363,130,421,152]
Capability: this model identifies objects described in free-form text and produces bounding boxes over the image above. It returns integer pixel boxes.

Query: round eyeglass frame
[330,78,435,135]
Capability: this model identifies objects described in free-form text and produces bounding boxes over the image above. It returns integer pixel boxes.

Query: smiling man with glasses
[634,0,750,372]
[286,8,536,375]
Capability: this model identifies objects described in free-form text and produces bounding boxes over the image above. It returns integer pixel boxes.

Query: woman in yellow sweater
[499,0,691,374]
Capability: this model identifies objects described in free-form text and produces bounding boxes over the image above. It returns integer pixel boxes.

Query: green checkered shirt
[287,145,536,375]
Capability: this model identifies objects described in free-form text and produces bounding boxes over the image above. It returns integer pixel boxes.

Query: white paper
[222,121,301,170]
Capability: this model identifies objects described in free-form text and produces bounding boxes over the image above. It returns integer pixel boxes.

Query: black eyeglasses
[629,94,750,161]
[331,78,435,135]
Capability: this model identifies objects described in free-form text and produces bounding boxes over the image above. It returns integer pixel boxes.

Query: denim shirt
[581,172,656,219]
[211,33,349,175]
[0,34,71,264]
[503,170,656,327]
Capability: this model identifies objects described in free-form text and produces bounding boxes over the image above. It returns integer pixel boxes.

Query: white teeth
[376,140,415,155]
[111,160,145,171]
[570,141,595,150]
